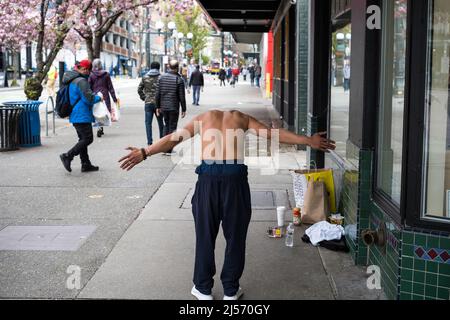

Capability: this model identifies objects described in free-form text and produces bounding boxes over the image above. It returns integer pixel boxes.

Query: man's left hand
[181,112,186,118]
[309,132,336,152]
[119,147,144,171]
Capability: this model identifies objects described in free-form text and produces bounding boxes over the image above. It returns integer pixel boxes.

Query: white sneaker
[223,287,243,300]
[191,286,213,300]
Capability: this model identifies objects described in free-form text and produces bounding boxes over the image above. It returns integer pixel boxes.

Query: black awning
[197,0,281,43]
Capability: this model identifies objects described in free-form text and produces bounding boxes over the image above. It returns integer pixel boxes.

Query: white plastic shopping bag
[93,94,111,126]
[111,99,120,122]
[291,171,309,208]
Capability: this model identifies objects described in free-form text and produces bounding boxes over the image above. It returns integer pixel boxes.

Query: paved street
[0,75,385,300]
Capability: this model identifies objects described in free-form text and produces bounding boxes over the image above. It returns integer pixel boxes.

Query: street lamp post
[187,32,193,60]
[155,20,176,71]
[145,7,151,69]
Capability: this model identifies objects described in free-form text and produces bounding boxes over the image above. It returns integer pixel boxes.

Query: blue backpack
[55,77,81,118]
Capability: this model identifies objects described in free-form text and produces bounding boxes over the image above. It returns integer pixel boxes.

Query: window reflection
[377,0,407,206]
[330,24,351,161]
[423,0,450,220]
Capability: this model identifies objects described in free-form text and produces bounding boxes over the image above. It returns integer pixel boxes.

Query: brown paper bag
[301,179,329,224]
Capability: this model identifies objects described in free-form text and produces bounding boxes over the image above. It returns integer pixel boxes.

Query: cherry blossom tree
[0,2,40,86]
[0,0,94,99]
[153,0,211,62]
[73,0,158,60]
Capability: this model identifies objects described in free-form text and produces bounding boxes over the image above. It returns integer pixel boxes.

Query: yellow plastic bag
[293,169,336,213]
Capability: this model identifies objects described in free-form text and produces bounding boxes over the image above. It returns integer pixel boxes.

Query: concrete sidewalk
[78,78,385,300]
[0,75,385,300]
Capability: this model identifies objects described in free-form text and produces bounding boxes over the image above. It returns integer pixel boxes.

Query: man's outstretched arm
[247,115,336,152]
[119,115,200,171]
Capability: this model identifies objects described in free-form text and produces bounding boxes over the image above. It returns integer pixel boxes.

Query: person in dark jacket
[249,65,255,86]
[89,59,118,138]
[155,59,187,155]
[218,68,226,87]
[59,60,102,173]
[189,65,204,106]
[138,61,164,146]
[226,67,232,83]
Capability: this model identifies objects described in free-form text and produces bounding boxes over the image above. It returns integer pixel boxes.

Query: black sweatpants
[67,123,94,165]
[191,161,252,296]
[162,110,180,153]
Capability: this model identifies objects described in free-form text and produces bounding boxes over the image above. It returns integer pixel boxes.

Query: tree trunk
[93,32,103,59]
[137,29,143,76]
[11,51,20,87]
[85,36,95,61]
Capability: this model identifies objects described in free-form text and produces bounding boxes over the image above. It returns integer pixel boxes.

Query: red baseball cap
[77,59,92,70]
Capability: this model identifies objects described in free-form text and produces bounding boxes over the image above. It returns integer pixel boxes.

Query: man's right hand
[181,112,186,118]
[156,108,161,117]
[309,132,336,152]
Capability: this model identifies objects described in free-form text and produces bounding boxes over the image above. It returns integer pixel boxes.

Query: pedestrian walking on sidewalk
[343,62,351,93]
[226,67,232,83]
[155,59,187,155]
[218,68,226,87]
[249,65,255,86]
[189,65,204,106]
[255,64,262,88]
[60,60,103,173]
[242,67,248,81]
[46,65,58,97]
[231,66,240,88]
[119,110,336,300]
[181,63,189,90]
[89,58,118,138]
[138,61,164,146]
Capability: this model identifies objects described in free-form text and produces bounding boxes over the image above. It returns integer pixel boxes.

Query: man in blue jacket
[59,60,103,173]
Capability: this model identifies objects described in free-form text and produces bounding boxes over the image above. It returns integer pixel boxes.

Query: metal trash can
[3,101,43,147]
[0,105,24,151]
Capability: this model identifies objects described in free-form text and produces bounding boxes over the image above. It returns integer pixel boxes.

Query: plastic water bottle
[285,223,294,247]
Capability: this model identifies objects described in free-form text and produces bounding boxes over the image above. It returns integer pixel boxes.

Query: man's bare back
[119,110,335,170]
[197,110,249,161]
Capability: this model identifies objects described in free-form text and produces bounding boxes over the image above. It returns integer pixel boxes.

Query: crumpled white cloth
[305,221,345,246]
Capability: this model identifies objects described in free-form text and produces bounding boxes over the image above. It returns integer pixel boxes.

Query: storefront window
[376,0,407,206]
[422,0,450,221]
[330,24,351,161]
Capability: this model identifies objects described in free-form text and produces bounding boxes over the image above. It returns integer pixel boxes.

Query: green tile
[437,287,450,300]
[438,275,450,288]
[415,234,427,246]
[403,232,414,245]
[399,292,412,300]
[426,261,439,274]
[440,237,450,249]
[401,268,413,281]
[413,283,425,296]
[414,259,425,271]
[402,257,413,269]
[426,273,438,286]
[425,285,437,298]
[412,294,425,300]
[439,262,450,275]
[400,280,412,293]
[413,271,425,283]
[403,244,414,257]
[426,236,440,249]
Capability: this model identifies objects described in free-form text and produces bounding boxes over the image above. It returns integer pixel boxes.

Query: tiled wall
[295,0,309,137]
[400,230,450,300]
[325,144,369,265]
[328,147,450,300]
[367,202,402,300]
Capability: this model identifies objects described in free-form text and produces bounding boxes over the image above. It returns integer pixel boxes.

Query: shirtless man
[119,110,335,300]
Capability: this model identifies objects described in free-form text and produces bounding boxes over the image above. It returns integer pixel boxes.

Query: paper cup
[277,206,286,227]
